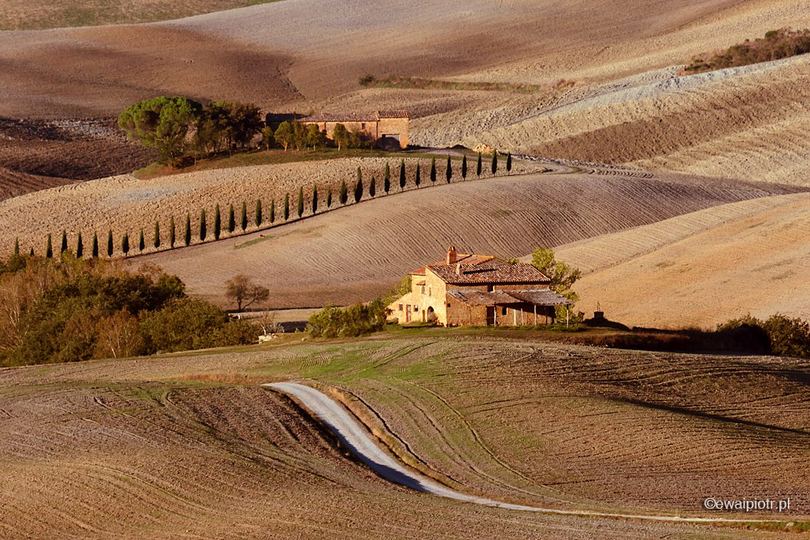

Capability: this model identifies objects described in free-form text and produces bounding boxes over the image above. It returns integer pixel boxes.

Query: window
[361,122,366,129]
[501,307,507,316]
[447,303,451,308]
[429,287,432,296]
[398,304,403,311]
[420,285,425,295]
[487,285,495,292]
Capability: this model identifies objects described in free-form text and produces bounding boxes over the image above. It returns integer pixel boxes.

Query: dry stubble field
[1,335,806,538]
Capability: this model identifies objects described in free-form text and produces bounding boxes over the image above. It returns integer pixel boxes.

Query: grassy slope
[1,335,807,537]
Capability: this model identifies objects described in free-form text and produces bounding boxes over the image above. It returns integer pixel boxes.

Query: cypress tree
[312,185,318,214]
[369,176,376,197]
[122,232,130,256]
[506,152,512,174]
[415,163,421,187]
[255,200,263,227]
[297,186,304,217]
[154,221,161,249]
[491,150,498,174]
[184,213,191,246]
[92,232,99,258]
[383,163,390,191]
[269,199,275,223]
[445,155,452,183]
[60,230,68,254]
[13,237,19,256]
[355,168,363,203]
[284,194,290,220]
[76,233,83,258]
[138,229,145,251]
[214,204,221,240]
[240,202,248,231]
[29,247,34,257]
[327,189,333,208]
[106,230,113,257]
[476,152,482,176]
[200,209,207,241]
[228,204,235,233]
[339,180,348,205]
[430,157,437,183]
[462,154,468,179]
[169,216,176,248]
[46,234,53,258]
[399,160,406,190]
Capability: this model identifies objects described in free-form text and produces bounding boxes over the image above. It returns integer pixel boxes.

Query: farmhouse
[388,247,570,327]
[299,111,409,148]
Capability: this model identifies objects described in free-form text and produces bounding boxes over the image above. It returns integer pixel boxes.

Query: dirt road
[266,382,785,525]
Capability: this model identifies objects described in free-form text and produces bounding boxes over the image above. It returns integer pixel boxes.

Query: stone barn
[299,111,409,148]
[388,247,570,327]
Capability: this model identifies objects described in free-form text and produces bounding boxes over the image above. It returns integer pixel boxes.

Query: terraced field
[1,336,806,537]
[131,167,797,307]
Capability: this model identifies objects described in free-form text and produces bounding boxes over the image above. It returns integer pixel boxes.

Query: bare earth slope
[131,169,797,307]
[0,0,279,30]
[1,337,806,537]
[556,193,810,328]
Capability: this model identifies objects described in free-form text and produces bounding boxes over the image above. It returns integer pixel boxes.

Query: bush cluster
[685,28,810,74]
[717,314,810,358]
[0,255,258,366]
[307,299,387,338]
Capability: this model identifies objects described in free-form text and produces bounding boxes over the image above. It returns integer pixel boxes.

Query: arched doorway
[426,306,436,323]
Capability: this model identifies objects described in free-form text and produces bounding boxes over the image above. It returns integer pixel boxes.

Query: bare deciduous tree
[225,274,270,311]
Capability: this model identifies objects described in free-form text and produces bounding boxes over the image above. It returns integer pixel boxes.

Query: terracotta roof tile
[428,257,550,285]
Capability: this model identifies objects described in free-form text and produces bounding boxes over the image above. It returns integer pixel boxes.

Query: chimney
[456,263,463,275]
[446,246,457,265]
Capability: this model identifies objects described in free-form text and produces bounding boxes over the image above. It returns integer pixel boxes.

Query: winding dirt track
[267,381,783,525]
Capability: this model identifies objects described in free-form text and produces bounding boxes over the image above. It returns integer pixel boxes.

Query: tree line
[118,96,376,166]
[15,152,513,259]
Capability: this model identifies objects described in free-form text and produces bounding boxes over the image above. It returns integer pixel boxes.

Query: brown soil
[128,168,798,308]
[0,0,280,30]
[0,336,805,537]
[0,117,154,198]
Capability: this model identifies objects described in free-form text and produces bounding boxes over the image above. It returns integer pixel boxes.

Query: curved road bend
[265,382,783,524]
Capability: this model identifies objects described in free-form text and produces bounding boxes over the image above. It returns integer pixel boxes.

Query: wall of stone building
[303,121,377,141]
[446,302,487,326]
[493,304,555,326]
[377,117,409,148]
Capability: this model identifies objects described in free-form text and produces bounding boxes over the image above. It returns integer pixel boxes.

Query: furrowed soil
[125,166,798,308]
[555,192,810,328]
[1,336,806,538]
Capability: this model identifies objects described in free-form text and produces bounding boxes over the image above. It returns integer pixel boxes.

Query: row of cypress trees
[25,152,513,258]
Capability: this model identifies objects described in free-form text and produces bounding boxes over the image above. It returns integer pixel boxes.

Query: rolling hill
[1,336,806,537]
[129,167,799,308]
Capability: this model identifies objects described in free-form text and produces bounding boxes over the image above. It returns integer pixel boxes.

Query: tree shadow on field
[612,397,810,440]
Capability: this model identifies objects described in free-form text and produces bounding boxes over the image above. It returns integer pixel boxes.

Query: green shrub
[307,299,387,338]
[718,314,810,358]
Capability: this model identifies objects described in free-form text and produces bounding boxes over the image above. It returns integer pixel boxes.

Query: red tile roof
[447,289,569,307]
[427,255,550,285]
[301,110,409,123]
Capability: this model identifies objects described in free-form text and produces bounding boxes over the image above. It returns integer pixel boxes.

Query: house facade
[388,247,570,327]
[299,111,409,148]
